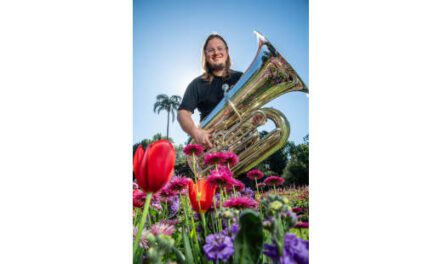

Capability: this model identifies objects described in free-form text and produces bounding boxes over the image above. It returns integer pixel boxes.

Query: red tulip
[133,145,145,178]
[133,140,176,194]
[188,178,216,213]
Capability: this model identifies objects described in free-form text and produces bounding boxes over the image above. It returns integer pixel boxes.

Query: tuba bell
[187,31,308,176]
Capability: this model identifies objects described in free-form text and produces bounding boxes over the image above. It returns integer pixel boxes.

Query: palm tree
[153,94,182,139]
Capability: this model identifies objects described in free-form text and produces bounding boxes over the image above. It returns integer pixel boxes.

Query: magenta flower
[264,176,285,186]
[183,144,205,157]
[295,222,309,229]
[247,169,264,180]
[133,189,146,208]
[150,221,176,236]
[225,178,245,192]
[157,187,177,202]
[223,197,258,209]
[292,207,303,213]
[204,152,226,166]
[167,176,192,193]
[207,166,234,187]
[222,152,239,167]
[257,182,266,188]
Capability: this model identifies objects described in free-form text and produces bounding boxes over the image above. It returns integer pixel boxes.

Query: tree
[282,137,309,186]
[153,94,182,139]
[257,131,289,175]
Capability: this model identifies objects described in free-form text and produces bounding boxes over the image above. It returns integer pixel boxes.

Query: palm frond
[156,94,169,101]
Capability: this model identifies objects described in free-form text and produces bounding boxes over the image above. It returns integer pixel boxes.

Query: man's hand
[177,109,215,149]
[193,127,214,149]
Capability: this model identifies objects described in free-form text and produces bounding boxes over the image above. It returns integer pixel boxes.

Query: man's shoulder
[230,70,243,82]
[188,74,207,87]
[230,69,243,77]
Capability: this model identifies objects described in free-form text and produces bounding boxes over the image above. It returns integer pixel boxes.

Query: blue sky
[134,0,309,146]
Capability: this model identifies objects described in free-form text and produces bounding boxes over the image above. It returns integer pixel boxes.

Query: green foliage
[233,210,263,264]
[182,232,194,264]
[283,140,309,186]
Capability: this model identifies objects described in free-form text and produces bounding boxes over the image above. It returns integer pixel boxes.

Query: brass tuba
[188,31,308,176]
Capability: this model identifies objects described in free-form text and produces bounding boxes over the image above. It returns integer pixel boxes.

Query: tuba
[188,31,308,176]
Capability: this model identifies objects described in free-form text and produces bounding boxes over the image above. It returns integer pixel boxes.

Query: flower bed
[133,141,309,263]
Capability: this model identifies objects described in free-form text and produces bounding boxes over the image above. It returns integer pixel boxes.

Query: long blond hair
[201,34,232,82]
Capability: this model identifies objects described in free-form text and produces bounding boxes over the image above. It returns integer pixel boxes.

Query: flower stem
[133,192,152,255]
[192,154,197,179]
[201,212,208,238]
[180,194,190,230]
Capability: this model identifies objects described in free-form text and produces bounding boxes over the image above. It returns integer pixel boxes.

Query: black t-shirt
[178,70,243,121]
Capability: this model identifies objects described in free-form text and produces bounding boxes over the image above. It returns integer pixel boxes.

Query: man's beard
[209,62,226,72]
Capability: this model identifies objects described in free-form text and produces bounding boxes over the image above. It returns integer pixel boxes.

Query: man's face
[205,38,228,72]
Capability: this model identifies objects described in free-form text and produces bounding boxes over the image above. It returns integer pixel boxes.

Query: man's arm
[177,109,213,148]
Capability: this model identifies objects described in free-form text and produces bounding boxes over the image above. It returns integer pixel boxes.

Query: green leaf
[233,210,264,264]
[183,232,194,264]
[172,246,186,264]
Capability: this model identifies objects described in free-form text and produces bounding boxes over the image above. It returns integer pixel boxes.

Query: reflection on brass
[187,32,308,176]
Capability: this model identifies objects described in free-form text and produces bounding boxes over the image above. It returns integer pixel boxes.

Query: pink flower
[150,221,176,236]
[157,187,177,202]
[263,176,285,186]
[167,176,192,193]
[223,197,258,209]
[133,189,146,208]
[246,169,264,180]
[150,194,162,211]
[133,227,149,249]
[295,222,309,228]
[222,152,239,167]
[225,178,245,192]
[204,152,226,166]
[207,166,234,187]
[183,144,205,157]
[257,183,266,188]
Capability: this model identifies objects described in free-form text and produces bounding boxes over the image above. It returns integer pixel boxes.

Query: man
[177,34,243,148]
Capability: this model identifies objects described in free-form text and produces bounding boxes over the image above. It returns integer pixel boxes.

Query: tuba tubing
[188,31,308,176]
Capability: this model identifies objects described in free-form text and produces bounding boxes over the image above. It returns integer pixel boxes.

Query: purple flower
[263,233,309,264]
[283,234,309,264]
[168,195,180,217]
[183,144,205,157]
[264,176,285,187]
[240,187,255,198]
[247,169,264,180]
[222,152,239,167]
[230,223,239,236]
[203,233,235,262]
[223,197,258,210]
